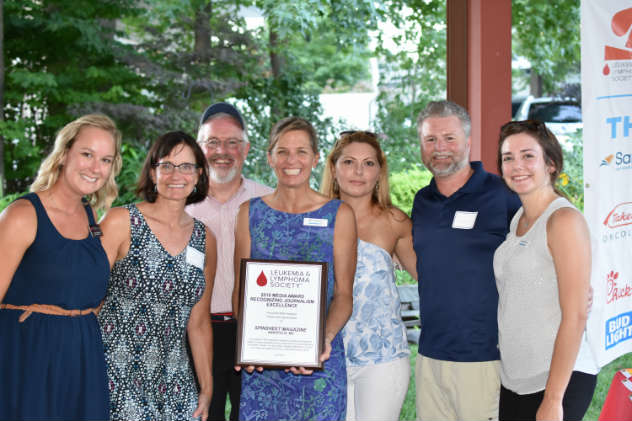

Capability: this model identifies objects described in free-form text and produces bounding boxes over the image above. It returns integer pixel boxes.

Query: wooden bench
[397,284,421,344]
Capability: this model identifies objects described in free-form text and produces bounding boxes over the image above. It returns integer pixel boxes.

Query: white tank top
[493,197,597,394]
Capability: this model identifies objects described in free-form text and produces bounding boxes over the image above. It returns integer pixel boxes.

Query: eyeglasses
[154,162,199,174]
[199,137,243,151]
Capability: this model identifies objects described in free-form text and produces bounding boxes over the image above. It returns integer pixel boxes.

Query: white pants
[346,356,410,421]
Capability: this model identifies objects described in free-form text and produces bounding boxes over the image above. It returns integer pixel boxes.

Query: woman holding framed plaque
[321,131,418,421]
[233,117,357,421]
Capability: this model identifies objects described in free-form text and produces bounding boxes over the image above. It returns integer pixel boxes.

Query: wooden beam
[447,0,512,174]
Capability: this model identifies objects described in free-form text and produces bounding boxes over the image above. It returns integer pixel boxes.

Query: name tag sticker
[452,211,478,229]
[186,246,205,270]
[303,217,328,227]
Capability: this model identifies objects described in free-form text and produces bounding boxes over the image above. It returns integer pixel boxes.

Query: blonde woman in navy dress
[321,131,417,420]
[494,121,596,421]
[0,114,122,420]
[98,131,215,421]
[233,117,357,421]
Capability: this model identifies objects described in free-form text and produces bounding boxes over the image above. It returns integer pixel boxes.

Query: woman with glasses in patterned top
[321,131,418,421]
[98,131,216,421]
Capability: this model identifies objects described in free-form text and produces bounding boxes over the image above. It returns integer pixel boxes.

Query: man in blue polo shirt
[412,100,520,421]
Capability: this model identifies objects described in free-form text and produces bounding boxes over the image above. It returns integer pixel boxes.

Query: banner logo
[600,152,632,169]
[603,202,632,228]
[601,154,615,166]
[606,311,632,349]
[257,271,268,287]
[604,8,632,67]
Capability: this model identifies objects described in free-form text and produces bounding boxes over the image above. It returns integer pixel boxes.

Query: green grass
[585,352,632,420]
[399,344,418,421]
[220,346,630,420]
[398,346,632,420]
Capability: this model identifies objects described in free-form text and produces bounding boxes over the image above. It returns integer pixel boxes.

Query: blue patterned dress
[239,197,347,421]
[98,204,207,420]
[341,240,409,366]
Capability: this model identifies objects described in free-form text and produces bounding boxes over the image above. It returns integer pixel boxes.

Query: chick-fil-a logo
[603,8,632,75]
[603,202,632,229]
[607,270,632,304]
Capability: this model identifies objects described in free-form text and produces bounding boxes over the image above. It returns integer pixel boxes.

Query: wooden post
[447,0,512,174]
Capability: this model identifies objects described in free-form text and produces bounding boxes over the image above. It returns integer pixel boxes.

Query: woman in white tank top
[493,120,597,421]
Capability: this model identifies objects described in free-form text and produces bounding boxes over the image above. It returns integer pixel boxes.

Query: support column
[447,0,512,174]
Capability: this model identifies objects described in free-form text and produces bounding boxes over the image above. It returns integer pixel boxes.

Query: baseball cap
[199,102,245,130]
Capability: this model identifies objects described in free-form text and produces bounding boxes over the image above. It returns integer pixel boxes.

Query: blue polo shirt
[412,161,521,362]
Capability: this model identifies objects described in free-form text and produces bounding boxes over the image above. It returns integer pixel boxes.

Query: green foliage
[372,0,447,173]
[0,191,26,213]
[389,166,432,286]
[512,0,580,95]
[389,166,433,216]
[113,142,146,207]
[3,0,146,191]
[3,0,582,206]
[556,129,583,211]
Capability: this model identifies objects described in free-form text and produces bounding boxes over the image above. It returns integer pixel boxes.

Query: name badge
[186,246,205,270]
[303,217,328,227]
[452,211,478,229]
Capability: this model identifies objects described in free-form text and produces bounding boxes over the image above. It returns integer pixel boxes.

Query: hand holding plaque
[236,259,327,369]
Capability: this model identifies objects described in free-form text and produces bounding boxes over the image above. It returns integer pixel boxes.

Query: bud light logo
[606,312,632,349]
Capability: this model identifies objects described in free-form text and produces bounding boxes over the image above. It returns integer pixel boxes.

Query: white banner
[582,0,632,367]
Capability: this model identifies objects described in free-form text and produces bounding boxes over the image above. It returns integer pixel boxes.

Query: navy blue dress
[239,198,347,421]
[0,193,110,420]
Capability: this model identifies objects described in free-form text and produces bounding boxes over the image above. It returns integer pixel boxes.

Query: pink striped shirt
[186,177,273,313]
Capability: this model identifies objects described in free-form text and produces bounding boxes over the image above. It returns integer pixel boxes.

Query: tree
[3,0,146,192]
[371,0,447,173]
[512,0,580,96]
[0,0,5,196]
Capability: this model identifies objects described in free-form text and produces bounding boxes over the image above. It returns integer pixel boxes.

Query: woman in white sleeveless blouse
[321,131,418,421]
[494,120,597,421]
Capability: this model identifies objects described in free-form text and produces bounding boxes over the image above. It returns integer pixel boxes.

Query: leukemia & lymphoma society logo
[602,8,632,80]
[256,271,268,286]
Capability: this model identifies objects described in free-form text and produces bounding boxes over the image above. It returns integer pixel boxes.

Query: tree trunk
[0,0,5,196]
[268,26,285,119]
[269,29,283,80]
[530,71,542,97]
[194,1,212,62]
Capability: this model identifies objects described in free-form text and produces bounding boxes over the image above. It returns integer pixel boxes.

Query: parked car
[512,96,526,119]
[514,96,582,144]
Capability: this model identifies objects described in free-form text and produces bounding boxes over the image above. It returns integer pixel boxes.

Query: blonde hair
[321,131,392,210]
[30,114,122,211]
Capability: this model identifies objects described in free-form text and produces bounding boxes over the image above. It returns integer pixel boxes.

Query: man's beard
[423,149,469,177]
[208,165,239,184]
